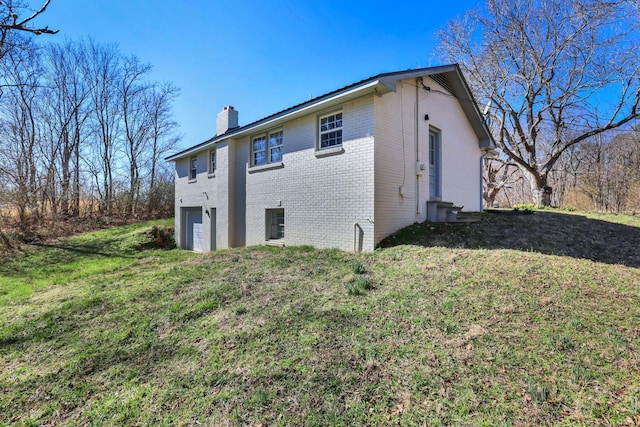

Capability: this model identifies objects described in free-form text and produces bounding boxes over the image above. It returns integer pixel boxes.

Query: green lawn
[1,212,639,426]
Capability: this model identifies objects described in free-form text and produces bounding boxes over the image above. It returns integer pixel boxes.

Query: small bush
[355,275,373,290]
[150,225,176,249]
[346,281,366,296]
[513,204,539,214]
[351,261,367,274]
[346,274,373,296]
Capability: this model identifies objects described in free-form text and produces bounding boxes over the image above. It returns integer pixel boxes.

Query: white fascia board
[166,80,389,162]
[240,80,385,135]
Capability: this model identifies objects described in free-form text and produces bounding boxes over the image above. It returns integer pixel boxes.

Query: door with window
[429,130,441,199]
[266,208,284,241]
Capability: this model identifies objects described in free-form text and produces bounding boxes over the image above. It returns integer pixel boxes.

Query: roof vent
[430,74,453,94]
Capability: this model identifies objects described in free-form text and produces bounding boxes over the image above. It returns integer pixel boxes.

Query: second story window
[189,156,197,180]
[319,111,342,149]
[209,149,216,175]
[252,135,267,166]
[252,129,283,167]
[269,130,283,162]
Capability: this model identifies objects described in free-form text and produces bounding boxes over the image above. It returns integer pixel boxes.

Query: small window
[266,208,284,241]
[209,149,216,175]
[189,156,197,180]
[319,111,342,149]
[252,129,283,167]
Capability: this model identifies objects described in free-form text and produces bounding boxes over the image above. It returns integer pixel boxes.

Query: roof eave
[165,79,393,162]
[445,66,496,150]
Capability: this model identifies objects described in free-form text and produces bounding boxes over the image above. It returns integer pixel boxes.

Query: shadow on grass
[0,229,150,281]
[380,211,640,268]
[31,241,136,258]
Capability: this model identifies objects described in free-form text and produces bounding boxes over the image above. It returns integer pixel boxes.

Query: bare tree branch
[0,0,57,60]
[437,0,640,205]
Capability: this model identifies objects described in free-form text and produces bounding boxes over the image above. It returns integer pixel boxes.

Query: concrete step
[427,200,477,223]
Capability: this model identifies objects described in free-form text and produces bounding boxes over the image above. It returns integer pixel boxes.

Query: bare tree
[119,55,152,216]
[144,82,180,217]
[483,158,519,207]
[437,0,640,205]
[574,129,640,212]
[0,38,44,227]
[41,41,91,217]
[83,40,122,216]
[0,35,181,238]
[146,83,179,189]
[0,0,57,60]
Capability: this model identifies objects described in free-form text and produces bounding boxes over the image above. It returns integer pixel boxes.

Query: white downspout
[480,149,489,210]
[415,79,420,217]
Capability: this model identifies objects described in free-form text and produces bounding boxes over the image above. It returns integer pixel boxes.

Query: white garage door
[183,208,203,252]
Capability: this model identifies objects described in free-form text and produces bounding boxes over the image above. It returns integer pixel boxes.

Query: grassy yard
[1,212,639,426]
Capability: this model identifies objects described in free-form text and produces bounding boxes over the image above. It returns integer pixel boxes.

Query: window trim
[188,156,197,181]
[250,128,283,168]
[318,110,343,151]
[208,149,216,177]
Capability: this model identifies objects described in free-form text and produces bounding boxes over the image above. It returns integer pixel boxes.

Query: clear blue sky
[33,0,480,151]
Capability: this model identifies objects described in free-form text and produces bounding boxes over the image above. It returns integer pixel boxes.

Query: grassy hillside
[1,212,639,426]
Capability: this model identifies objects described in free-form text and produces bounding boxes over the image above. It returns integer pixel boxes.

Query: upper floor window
[269,130,283,163]
[208,149,216,175]
[189,156,197,180]
[319,111,342,149]
[252,129,283,167]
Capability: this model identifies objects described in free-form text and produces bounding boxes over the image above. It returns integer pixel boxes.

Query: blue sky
[34,0,480,151]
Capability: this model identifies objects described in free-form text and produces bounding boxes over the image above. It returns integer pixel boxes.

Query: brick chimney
[216,106,239,136]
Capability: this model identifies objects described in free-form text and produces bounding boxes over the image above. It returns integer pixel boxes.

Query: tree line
[0,35,180,236]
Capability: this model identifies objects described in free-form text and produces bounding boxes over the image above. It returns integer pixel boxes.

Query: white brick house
[167,65,495,252]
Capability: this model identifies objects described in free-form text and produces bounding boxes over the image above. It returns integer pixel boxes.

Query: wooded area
[2,0,640,247]
[438,0,640,210]
[484,126,640,213]
[0,2,180,241]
